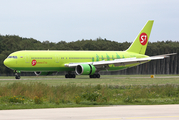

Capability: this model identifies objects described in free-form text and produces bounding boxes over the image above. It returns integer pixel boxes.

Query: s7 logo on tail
[139,33,148,45]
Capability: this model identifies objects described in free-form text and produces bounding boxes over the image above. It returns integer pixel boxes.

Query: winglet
[126,20,154,55]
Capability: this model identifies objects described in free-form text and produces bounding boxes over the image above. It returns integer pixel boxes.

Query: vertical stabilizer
[126,20,154,55]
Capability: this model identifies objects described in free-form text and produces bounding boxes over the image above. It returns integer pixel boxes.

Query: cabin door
[25,55,30,63]
[55,55,60,63]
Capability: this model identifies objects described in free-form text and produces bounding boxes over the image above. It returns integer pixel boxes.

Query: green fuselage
[4,50,148,72]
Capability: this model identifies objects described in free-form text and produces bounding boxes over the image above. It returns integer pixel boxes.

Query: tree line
[0,35,178,75]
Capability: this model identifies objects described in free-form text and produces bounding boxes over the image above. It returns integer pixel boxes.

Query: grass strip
[0,82,179,110]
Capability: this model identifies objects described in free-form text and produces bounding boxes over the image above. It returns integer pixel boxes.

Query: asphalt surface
[0,105,179,120]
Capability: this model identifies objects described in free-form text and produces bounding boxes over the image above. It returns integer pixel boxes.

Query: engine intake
[75,64,96,75]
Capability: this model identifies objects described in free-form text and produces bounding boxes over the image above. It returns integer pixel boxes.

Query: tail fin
[126,20,154,55]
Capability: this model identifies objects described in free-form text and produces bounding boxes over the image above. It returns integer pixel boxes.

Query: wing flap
[92,56,164,66]
[113,61,148,67]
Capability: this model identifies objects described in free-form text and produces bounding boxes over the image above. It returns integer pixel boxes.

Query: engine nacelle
[75,64,96,75]
[34,71,53,76]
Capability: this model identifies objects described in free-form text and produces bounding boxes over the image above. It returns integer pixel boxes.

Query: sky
[0,0,178,43]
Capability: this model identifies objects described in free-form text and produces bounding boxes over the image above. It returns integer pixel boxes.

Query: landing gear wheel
[15,73,20,79]
[93,74,97,78]
[65,74,76,78]
[96,74,100,78]
[89,73,100,78]
[65,74,69,78]
[90,75,93,78]
[15,75,20,79]
[69,74,72,78]
[72,74,76,78]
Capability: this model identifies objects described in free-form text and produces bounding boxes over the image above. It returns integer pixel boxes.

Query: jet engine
[75,64,96,75]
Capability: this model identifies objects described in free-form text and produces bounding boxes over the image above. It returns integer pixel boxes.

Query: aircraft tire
[72,74,76,78]
[89,74,100,78]
[69,74,72,78]
[93,74,97,78]
[65,74,69,78]
[65,74,76,78]
[96,74,100,78]
[89,75,93,78]
[15,75,20,79]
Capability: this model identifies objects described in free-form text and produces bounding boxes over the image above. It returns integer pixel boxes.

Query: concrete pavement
[0,105,179,120]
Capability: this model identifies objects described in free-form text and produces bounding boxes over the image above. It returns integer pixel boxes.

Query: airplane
[3,20,176,79]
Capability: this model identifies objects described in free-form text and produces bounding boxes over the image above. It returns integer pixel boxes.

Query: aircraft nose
[4,59,10,67]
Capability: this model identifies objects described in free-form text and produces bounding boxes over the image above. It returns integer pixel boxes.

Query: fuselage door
[55,55,60,63]
[25,55,30,63]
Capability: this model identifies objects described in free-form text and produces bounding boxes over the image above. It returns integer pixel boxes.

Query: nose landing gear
[14,70,21,79]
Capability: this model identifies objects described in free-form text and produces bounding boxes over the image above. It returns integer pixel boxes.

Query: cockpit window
[7,56,17,59]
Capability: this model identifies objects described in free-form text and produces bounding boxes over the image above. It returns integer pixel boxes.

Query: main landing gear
[89,73,100,78]
[64,72,100,78]
[15,71,21,79]
[65,73,76,78]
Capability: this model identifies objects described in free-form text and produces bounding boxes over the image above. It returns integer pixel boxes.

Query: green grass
[0,75,179,110]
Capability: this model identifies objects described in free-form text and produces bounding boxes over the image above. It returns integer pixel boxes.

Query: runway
[0,105,179,120]
[0,75,179,81]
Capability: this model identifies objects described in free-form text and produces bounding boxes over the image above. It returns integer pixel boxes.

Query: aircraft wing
[64,53,177,68]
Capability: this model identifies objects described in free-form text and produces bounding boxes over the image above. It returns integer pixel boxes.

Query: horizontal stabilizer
[150,53,177,58]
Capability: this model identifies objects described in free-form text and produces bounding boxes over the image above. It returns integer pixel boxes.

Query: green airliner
[3,20,176,79]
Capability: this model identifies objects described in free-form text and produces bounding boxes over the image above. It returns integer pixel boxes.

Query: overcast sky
[0,0,178,43]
